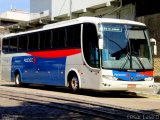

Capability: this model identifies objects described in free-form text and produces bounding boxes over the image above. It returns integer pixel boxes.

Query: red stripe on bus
[27,49,81,58]
[139,71,153,77]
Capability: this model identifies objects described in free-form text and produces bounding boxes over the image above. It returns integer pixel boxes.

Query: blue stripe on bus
[11,56,66,86]
[113,70,150,81]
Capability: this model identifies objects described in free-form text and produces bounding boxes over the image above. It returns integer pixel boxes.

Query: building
[30,0,135,21]
[0,9,50,33]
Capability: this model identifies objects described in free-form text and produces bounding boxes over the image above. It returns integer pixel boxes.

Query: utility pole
[69,0,72,19]
[11,0,13,10]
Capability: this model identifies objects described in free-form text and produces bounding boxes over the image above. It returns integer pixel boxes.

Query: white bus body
[1,17,154,92]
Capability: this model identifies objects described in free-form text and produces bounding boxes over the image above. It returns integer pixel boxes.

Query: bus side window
[18,35,28,52]
[65,24,81,48]
[39,31,45,50]
[73,24,81,48]
[58,27,66,48]
[66,26,74,48]
[28,32,39,51]
[40,30,52,50]
[2,38,9,53]
[9,37,18,53]
[45,30,52,49]
[52,29,59,49]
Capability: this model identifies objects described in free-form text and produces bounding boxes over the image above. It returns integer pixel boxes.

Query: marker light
[102,75,118,81]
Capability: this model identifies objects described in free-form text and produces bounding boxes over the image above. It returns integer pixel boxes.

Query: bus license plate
[128,84,136,88]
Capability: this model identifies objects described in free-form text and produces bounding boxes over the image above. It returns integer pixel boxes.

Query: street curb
[135,83,160,98]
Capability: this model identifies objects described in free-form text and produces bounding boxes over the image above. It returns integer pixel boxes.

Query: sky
[0,0,30,13]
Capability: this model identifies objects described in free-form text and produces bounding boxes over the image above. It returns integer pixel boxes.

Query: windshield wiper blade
[120,52,130,71]
[133,53,145,70]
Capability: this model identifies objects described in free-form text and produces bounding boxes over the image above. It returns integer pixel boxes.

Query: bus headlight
[144,77,154,81]
[102,75,118,81]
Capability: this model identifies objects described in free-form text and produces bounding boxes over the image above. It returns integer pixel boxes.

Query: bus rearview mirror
[150,38,157,55]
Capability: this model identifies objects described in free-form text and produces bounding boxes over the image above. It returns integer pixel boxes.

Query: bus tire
[15,73,22,87]
[69,75,79,92]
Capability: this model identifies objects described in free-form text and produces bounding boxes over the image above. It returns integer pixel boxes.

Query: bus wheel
[15,74,22,87]
[69,76,79,92]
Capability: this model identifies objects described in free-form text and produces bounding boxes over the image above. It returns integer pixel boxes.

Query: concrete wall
[30,0,135,21]
[0,10,50,22]
[103,4,135,20]
[30,0,52,15]
[136,13,160,56]
[154,57,160,82]
[52,0,112,17]
[30,0,117,20]
[0,11,30,22]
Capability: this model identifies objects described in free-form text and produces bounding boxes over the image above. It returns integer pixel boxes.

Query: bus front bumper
[99,79,155,92]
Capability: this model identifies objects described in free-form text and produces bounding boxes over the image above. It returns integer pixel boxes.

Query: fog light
[144,77,154,81]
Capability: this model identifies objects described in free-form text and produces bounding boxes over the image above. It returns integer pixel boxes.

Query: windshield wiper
[132,52,145,70]
[120,52,146,70]
[120,52,130,71]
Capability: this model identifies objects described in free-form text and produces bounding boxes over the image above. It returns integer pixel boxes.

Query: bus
[1,17,156,92]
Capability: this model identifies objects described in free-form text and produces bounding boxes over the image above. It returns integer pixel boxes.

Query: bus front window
[101,24,153,70]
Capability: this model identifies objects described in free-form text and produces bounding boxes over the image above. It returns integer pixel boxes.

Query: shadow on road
[1,82,146,98]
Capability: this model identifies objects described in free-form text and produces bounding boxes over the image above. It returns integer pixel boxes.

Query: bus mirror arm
[99,39,103,50]
[150,38,157,55]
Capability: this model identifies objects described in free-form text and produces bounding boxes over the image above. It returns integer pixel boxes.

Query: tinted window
[45,30,52,49]
[18,35,28,52]
[39,31,45,49]
[2,24,81,54]
[83,23,99,68]
[2,38,9,53]
[58,28,66,48]
[51,24,81,49]
[66,24,81,48]
[73,24,81,47]
[40,30,52,50]
[52,29,59,48]
[28,32,39,51]
[9,37,18,53]
[66,26,74,47]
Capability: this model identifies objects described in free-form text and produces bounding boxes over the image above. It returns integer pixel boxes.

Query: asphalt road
[0,80,160,120]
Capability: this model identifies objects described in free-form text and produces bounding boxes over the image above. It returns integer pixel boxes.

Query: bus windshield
[101,24,152,70]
